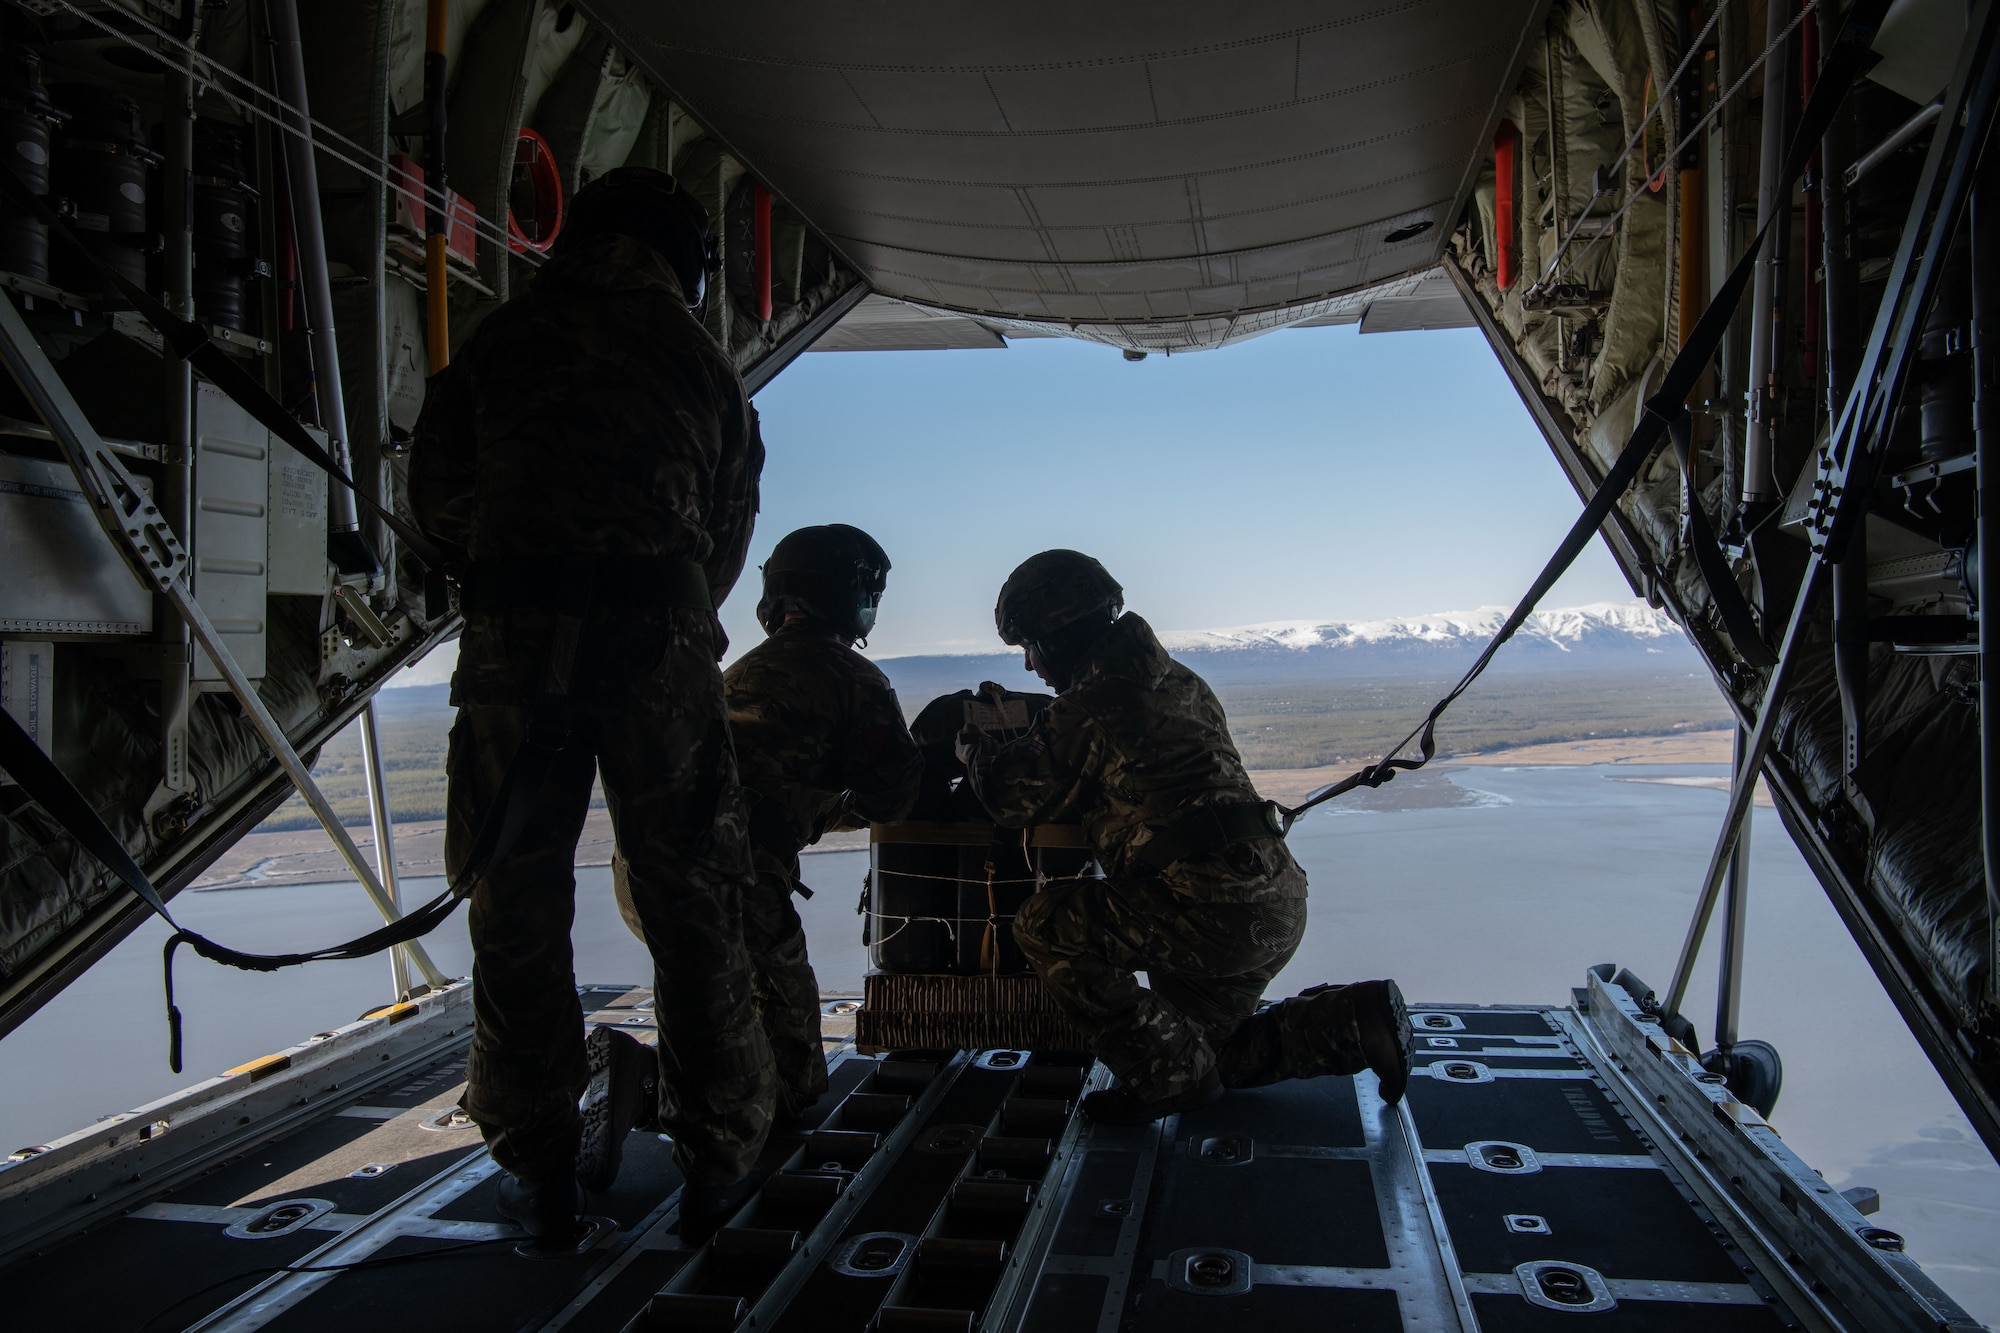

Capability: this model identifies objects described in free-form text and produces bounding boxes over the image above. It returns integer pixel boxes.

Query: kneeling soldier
[956,550,1412,1124]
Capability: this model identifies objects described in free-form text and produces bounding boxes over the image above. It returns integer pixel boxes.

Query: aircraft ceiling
[583,2,1545,351]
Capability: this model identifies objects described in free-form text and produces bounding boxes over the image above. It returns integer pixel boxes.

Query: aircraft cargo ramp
[0,970,1981,1333]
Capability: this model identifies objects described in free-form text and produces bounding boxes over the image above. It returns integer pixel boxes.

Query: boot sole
[1360,980,1413,1106]
[577,1027,657,1192]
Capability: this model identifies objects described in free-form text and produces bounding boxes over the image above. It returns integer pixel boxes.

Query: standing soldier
[622,524,921,1121]
[412,168,773,1245]
[956,550,1412,1124]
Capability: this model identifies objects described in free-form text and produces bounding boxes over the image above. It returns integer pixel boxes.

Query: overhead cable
[57,0,534,265]
[1533,0,1818,295]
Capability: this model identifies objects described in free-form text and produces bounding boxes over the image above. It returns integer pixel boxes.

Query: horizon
[385,595,1678,687]
[391,324,1642,686]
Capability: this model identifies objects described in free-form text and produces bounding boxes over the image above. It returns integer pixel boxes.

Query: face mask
[856,597,879,638]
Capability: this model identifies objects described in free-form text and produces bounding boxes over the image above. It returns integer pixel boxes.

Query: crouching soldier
[618,524,921,1121]
[956,550,1412,1124]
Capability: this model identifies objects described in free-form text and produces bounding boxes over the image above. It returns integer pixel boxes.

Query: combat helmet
[557,167,715,307]
[757,524,891,642]
[994,549,1124,647]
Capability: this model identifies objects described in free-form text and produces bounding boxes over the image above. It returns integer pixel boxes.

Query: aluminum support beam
[265,0,363,551]
[358,702,412,999]
[160,16,196,793]
[1742,0,1793,508]
[1713,725,1752,1050]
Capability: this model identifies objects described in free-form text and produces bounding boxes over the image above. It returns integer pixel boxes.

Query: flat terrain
[1216,670,1731,770]
[261,668,1733,833]
[1453,728,1735,765]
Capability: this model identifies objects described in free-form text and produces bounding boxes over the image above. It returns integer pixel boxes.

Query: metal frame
[160,4,198,794]
[267,0,362,544]
[358,701,413,998]
[726,1052,974,1329]
[0,289,447,990]
[1393,1095,1480,1330]
[0,981,475,1269]
[741,278,872,396]
[1570,973,1983,1332]
[0,609,460,1043]
[1454,2,2000,1160]
[978,1063,1115,1332]
[1664,0,2000,1026]
[1092,1117,1170,1333]
[1712,723,1751,1051]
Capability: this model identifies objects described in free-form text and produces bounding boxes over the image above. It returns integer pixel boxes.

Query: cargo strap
[1135,800,1285,872]
[0,701,554,1070]
[0,166,450,575]
[0,567,597,1071]
[461,554,712,614]
[1278,0,1885,832]
[745,801,816,900]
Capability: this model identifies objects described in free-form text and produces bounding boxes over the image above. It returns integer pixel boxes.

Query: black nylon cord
[1,702,552,1070]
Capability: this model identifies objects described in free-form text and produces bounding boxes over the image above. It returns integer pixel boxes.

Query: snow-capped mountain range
[875,600,1696,698]
[1158,600,1679,656]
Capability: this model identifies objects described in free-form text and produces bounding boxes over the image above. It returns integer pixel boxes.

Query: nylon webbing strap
[0,167,451,573]
[0,702,553,1071]
[1670,414,1778,666]
[1136,800,1285,871]
[1280,3,1884,829]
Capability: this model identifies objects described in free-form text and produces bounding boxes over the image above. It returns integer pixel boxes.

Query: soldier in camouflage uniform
[621,525,922,1119]
[957,551,1412,1124]
[412,169,774,1243]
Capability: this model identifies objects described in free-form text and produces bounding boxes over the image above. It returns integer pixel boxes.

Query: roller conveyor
[0,971,1983,1332]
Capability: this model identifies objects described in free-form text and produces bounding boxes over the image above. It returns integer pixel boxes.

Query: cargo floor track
[0,969,1982,1332]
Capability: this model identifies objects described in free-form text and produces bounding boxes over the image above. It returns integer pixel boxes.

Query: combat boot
[577,1026,659,1192]
[1214,978,1412,1099]
[1080,1068,1223,1125]
[678,1166,770,1247]
[1352,979,1413,1105]
[497,1169,584,1243]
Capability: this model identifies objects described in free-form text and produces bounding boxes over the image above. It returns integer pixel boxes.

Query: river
[1,762,1994,1320]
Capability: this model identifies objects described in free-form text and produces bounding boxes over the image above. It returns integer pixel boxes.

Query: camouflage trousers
[617,859,828,1119]
[447,703,775,1187]
[1015,878,1367,1101]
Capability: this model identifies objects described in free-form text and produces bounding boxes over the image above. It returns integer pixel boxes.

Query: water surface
[1,763,1993,1318]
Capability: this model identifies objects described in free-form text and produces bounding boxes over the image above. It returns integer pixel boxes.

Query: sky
[395,322,1635,682]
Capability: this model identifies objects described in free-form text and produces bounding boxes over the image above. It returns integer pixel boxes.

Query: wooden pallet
[855,971,1091,1054]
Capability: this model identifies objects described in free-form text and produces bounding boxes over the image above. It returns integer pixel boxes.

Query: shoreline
[188,813,873,892]
[191,732,1737,891]
[1245,729,1735,806]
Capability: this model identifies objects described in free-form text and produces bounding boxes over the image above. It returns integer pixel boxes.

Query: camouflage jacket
[964,613,1305,903]
[725,624,922,881]
[411,235,764,715]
